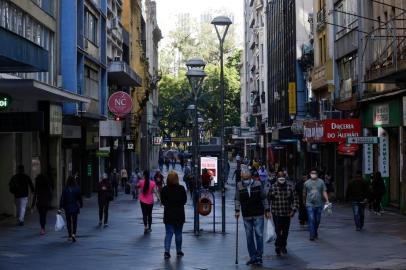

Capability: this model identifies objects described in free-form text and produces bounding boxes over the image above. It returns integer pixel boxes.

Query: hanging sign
[323,119,361,143]
[303,120,324,143]
[108,91,133,117]
[337,143,360,156]
[200,156,218,186]
[378,128,389,177]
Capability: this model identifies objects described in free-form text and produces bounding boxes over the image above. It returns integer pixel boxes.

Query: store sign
[100,120,122,137]
[288,82,296,115]
[337,143,360,156]
[153,136,163,145]
[303,121,324,142]
[378,128,389,177]
[373,104,389,126]
[127,142,135,150]
[0,93,11,110]
[50,104,62,135]
[323,119,361,143]
[108,91,133,117]
[363,143,373,174]
[200,156,218,186]
[346,136,379,144]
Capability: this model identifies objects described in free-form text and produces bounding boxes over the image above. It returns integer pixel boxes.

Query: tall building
[60,0,108,196]
[266,0,313,177]
[241,0,268,161]
[0,0,90,215]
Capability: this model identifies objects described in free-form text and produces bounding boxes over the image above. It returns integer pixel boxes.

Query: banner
[200,156,218,186]
[323,119,361,143]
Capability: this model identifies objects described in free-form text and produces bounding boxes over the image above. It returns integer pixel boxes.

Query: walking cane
[235,216,239,264]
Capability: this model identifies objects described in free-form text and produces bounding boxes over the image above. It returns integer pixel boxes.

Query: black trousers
[65,213,78,237]
[37,206,48,229]
[374,194,383,212]
[273,216,291,249]
[113,183,118,197]
[99,201,109,224]
[298,204,308,224]
[140,202,153,228]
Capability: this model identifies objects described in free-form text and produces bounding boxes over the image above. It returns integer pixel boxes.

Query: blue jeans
[306,206,322,238]
[352,202,365,229]
[243,216,264,260]
[164,224,183,253]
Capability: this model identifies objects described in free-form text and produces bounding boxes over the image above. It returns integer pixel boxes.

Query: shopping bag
[323,202,333,216]
[266,219,276,243]
[55,213,65,232]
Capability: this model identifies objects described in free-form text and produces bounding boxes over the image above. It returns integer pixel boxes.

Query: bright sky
[154,0,243,44]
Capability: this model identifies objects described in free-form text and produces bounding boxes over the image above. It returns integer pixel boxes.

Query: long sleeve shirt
[268,182,299,217]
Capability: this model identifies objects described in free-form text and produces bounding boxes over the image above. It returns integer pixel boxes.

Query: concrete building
[60,0,108,196]
[0,0,90,215]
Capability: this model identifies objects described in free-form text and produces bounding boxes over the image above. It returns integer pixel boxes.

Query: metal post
[194,95,200,235]
[220,40,226,234]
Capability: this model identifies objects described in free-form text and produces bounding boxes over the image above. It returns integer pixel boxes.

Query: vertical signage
[288,82,296,115]
[378,128,389,177]
[374,104,389,126]
[50,104,63,135]
[362,129,373,175]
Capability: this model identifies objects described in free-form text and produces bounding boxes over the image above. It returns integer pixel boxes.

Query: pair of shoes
[164,252,171,259]
[281,247,288,254]
[71,234,76,242]
[246,259,257,265]
[104,224,109,228]
[40,229,45,235]
[275,248,281,256]
[309,237,315,241]
[255,258,263,265]
[148,228,152,233]
[177,251,184,257]
[98,221,102,227]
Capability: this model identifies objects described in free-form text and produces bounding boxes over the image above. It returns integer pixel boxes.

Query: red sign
[303,121,324,143]
[108,91,133,117]
[323,119,361,143]
[337,143,360,156]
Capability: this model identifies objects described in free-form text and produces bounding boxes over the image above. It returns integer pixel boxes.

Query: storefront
[362,99,403,208]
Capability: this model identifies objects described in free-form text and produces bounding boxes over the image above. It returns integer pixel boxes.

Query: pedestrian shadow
[161,258,185,270]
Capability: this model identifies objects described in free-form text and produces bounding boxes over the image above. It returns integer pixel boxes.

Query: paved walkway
[1,164,406,270]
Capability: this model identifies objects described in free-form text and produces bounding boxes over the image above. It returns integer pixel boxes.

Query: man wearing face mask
[268,171,298,255]
[303,169,330,241]
[235,166,271,266]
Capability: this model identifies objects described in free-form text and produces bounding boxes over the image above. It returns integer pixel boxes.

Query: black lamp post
[211,16,232,234]
[186,59,206,235]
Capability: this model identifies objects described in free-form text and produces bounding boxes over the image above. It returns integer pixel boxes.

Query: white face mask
[310,174,318,180]
[277,178,286,184]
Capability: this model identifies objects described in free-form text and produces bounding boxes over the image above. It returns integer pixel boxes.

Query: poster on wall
[378,128,389,178]
[200,156,218,186]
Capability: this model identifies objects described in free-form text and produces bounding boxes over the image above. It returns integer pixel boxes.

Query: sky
[154,0,244,45]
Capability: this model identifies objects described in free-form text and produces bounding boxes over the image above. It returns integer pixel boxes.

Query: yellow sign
[288,82,296,115]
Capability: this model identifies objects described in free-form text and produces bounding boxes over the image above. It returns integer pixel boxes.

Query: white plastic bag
[266,219,276,243]
[323,202,333,216]
[55,213,65,232]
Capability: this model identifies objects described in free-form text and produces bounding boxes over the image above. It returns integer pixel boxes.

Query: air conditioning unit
[57,75,63,88]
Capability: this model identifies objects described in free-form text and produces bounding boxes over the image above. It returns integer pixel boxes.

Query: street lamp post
[211,16,232,234]
[186,59,206,236]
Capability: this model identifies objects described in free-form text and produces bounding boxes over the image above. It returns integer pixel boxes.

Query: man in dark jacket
[9,165,34,226]
[235,166,270,266]
[97,173,113,227]
[295,173,308,225]
[346,171,370,231]
[268,171,299,255]
[110,169,119,197]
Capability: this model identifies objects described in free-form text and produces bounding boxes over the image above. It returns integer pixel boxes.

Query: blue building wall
[296,61,307,119]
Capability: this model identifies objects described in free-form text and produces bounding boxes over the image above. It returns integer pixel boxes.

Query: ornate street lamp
[186,60,206,236]
[211,16,232,234]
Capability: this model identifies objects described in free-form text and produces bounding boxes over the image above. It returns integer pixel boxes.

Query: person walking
[97,173,113,227]
[346,171,369,231]
[138,170,156,233]
[120,168,128,190]
[303,169,330,241]
[371,171,386,215]
[161,171,187,259]
[268,171,298,255]
[295,173,308,225]
[164,158,170,172]
[9,165,34,226]
[258,165,269,186]
[235,166,271,266]
[59,176,83,242]
[32,174,53,235]
[154,169,165,198]
[111,169,119,198]
[158,156,164,172]
[130,172,139,200]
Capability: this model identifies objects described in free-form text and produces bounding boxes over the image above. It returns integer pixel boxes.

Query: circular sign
[108,91,133,117]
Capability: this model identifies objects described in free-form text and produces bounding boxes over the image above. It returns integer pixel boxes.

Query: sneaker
[104,224,109,228]
[275,248,281,256]
[246,259,257,265]
[177,251,184,257]
[309,237,315,241]
[281,247,287,254]
[71,234,76,242]
[255,258,263,265]
[164,252,171,259]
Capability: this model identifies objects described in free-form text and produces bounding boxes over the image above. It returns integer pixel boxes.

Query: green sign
[346,136,379,144]
[0,93,12,110]
[87,164,92,176]
[96,150,110,157]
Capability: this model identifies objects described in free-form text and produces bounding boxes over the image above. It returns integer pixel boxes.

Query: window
[85,10,98,45]
[338,54,358,99]
[84,66,100,100]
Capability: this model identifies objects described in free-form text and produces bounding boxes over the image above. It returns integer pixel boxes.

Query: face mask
[310,174,318,179]
[277,178,286,184]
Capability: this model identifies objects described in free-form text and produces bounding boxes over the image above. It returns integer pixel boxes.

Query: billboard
[200,156,218,186]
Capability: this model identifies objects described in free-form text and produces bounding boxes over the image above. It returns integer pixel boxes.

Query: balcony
[249,12,256,28]
[316,7,326,32]
[311,60,333,91]
[255,0,263,10]
[249,0,255,7]
[108,60,142,87]
[0,28,48,72]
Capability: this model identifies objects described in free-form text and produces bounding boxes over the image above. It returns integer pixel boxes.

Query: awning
[0,79,91,103]
[359,89,406,103]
